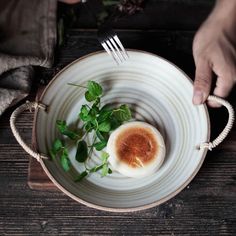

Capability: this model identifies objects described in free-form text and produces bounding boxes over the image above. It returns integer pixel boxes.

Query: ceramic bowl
[11,50,234,212]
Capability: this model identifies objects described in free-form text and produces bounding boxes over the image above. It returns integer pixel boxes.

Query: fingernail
[193,91,204,105]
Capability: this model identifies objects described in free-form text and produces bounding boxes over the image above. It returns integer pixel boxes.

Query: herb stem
[85,104,91,110]
[89,135,97,156]
[94,119,99,131]
[111,108,120,113]
[75,130,89,145]
[110,108,122,116]
[84,134,97,169]
[68,83,87,89]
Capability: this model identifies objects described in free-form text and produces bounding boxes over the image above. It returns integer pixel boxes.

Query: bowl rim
[35,49,210,212]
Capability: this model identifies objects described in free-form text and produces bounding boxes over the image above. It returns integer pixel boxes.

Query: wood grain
[28,86,57,190]
[0,26,236,236]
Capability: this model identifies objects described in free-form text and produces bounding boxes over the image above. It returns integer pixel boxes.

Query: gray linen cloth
[0,0,57,115]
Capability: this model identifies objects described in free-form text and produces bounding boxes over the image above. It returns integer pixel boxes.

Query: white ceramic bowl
[35,50,211,212]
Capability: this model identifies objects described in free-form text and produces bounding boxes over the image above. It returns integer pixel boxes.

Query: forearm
[196,0,236,45]
[214,0,236,13]
[209,0,236,28]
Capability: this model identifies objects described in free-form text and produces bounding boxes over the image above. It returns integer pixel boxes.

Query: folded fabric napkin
[0,0,57,115]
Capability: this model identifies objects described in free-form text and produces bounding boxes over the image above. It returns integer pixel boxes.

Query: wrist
[206,0,236,39]
[210,0,236,23]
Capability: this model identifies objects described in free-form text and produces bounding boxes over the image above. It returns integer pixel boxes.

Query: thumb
[193,60,212,105]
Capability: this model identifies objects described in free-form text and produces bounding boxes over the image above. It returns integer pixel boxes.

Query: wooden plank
[28,157,57,190]
[28,86,57,190]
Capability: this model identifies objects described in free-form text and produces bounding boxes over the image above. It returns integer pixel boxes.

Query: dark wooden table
[1,1,236,235]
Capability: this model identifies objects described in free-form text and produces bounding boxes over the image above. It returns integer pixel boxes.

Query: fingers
[193,60,212,105]
[208,76,235,107]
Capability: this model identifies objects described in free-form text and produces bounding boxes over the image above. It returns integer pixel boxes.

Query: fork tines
[98,30,129,65]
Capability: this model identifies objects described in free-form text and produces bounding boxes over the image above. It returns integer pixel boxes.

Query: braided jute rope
[10,101,49,162]
[200,95,235,151]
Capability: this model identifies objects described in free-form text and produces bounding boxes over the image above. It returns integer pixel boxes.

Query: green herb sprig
[50,81,132,181]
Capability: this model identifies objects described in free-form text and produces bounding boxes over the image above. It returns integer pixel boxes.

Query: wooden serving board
[27,86,58,190]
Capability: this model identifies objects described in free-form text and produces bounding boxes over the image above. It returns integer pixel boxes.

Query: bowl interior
[36,50,210,212]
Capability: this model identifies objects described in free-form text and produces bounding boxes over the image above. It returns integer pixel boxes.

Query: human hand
[192,0,236,107]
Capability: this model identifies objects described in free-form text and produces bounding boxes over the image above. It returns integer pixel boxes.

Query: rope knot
[200,142,213,151]
[25,101,47,112]
[36,153,41,162]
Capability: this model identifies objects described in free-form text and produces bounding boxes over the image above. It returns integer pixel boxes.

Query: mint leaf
[76,140,88,162]
[113,104,132,122]
[89,107,98,119]
[50,139,63,159]
[96,130,109,141]
[84,121,94,132]
[110,116,122,130]
[101,151,109,163]
[97,110,112,123]
[56,120,79,140]
[100,104,113,112]
[96,130,105,141]
[98,152,110,177]
[94,140,107,151]
[85,91,96,102]
[98,120,111,132]
[101,164,109,177]
[60,148,71,172]
[91,104,100,114]
[75,171,88,182]
[62,130,78,140]
[89,152,111,178]
[87,81,103,97]
[94,97,101,107]
[53,139,63,151]
[79,105,90,121]
[56,120,66,131]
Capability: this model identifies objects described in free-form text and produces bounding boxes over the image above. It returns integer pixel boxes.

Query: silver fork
[82,1,129,65]
[97,27,129,65]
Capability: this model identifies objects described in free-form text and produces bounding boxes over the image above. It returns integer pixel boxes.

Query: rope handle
[9,96,235,161]
[10,101,49,162]
[200,95,235,151]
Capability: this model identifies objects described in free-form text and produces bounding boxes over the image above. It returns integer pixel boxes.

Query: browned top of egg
[115,127,158,168]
